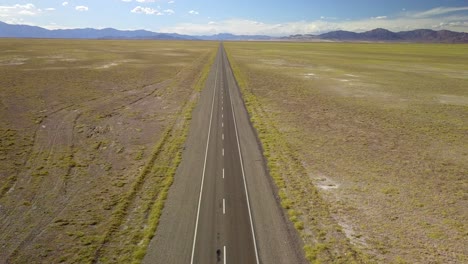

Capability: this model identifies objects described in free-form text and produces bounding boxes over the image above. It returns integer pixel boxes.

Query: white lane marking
[222,148,224,156]
[222,106,223,111]
[222,133,224,141]
[227,69,260,264]
[190,53,219,264]
[222,114,223,119]
[223,168,225,179]
[223,198,226,214]
[224,246,226,264]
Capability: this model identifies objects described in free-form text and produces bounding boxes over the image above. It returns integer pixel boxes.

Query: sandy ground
[0,39,217,263]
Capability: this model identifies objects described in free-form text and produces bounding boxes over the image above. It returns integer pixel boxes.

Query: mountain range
[0,21,273,41]
[0,21,196,40]
[1,21,467,43]
[285,28,468,43]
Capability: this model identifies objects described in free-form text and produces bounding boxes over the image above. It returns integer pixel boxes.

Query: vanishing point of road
[143,44,307,264]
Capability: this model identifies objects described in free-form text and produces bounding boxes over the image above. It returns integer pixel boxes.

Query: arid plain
[0,39,217,263]
[225,42,467,263]
[0,39,467,264]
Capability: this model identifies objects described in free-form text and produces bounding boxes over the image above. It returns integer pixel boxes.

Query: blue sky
[1,0,467,35]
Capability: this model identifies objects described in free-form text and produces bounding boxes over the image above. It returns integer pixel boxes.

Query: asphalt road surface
[143,44,307,264]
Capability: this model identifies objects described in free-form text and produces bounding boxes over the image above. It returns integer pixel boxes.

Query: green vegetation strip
[93,50,217,263]
[131,50,216,263]
[226,49,369,263]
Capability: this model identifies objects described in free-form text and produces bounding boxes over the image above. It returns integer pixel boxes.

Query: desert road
[143,44,307,264]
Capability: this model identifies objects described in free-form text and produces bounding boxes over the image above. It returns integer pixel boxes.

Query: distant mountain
[360,28,401,41]
[0,21,269,41]
[2,21,467,43]
[396,29,468,43]
[0,21,196,40]
[319,30,361,40]
[197,33,272,41]
[284,28,468,43]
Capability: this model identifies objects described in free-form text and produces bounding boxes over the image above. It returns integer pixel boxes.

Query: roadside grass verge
[226,49,369,263]
[225,42,467,263]
[130,49,216,263]
[0,39,218,263]
[93,47,217,264]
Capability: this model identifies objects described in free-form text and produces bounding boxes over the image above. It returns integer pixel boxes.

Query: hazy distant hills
[1,21,467,42]
[285,28,468,43]
[0,21,196,40]
[0,21,267,40]
[197,33,272,41]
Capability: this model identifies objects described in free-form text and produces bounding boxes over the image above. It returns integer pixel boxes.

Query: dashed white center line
[223,198,226,214]
[222,114,223,119]
[224,246,227,264]
[222,168,225,179]
[222,148,224,156]
[222,122,224,128]
[222,133,224,141]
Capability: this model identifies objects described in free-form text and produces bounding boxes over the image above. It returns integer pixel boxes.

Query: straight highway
[143,44,306,264]
[189,43,258,263]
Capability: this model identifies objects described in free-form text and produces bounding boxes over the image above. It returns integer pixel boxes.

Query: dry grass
[0,39,217,263]
[225,42,467,263]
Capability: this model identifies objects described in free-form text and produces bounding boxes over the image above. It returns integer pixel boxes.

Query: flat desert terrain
[0,39,217,263]
[225,42,467,263]
[1,39,466,264]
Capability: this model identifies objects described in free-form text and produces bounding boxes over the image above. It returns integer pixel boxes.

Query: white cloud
[320,16,338,20]
[160,12,468,36]
[168,1,175,4]
[41,22,68,30]
[75,6,89,12]
[0,4,43,18]
[161,19,303,36]
[372,16,387,20]
[122,0,132,2]
[163,9,175,15]
[18,10,35,15]
[131,6,162,15]
[158,6,468,36]
[45,8,56,11]
[2,4,467,37]
[410,6,468,18]
[136,0,156,3]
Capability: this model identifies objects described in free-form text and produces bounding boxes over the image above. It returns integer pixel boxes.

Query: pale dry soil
[0,39,217,263]
[226,42,467,264]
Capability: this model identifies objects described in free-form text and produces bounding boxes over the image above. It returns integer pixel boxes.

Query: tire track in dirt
[1,78,175,262]
[2,108,80,262]
[91,54,211,263]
